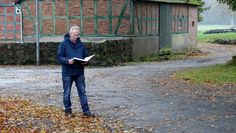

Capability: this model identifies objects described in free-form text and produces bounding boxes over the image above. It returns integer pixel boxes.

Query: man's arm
[57,42,70,65]
[81,44,89,66]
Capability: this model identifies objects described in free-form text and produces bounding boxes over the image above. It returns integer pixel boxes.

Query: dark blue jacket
[57,33,88,76]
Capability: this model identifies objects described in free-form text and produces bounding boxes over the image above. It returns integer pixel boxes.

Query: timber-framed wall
[19,0,160,39]
[0,0,198,59]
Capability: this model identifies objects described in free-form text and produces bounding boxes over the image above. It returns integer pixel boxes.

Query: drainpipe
[36,0,40,65]
[15,5,23,43]
[20,10,23,43]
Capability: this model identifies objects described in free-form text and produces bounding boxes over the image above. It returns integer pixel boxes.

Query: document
[72,54,95,63]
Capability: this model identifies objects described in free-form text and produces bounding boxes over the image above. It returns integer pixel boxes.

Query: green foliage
[217,0,236,11]
[137,48,200,62]
[159,48,172,56]
[198,32,236,43]
[87,40,133,66]
[195,0,210,22]
[186,0,210,22]
[175,64,236,85]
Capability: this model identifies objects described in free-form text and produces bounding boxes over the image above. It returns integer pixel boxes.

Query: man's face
[70,30,80,42]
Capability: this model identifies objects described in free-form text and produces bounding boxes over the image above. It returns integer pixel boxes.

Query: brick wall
[0,0,17,3]
[0,5,20,40]
[21,0,132,36]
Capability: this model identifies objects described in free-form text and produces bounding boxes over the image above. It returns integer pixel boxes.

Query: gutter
[142,0,200,6]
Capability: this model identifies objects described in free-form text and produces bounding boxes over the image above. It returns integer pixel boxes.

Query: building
[0,0,198,59]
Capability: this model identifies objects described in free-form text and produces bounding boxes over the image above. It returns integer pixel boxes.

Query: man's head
[69,25,80,43]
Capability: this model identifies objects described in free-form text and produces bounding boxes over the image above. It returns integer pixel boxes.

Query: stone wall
[0,39,133,66]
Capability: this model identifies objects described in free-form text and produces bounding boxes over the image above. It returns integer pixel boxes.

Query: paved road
[0,43,235,133]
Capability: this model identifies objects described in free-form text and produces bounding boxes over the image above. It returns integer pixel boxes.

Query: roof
[3,0,199,6]
[144,0,200,5]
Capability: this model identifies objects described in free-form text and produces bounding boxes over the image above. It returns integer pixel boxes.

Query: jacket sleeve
[83,44,89,58]
[57,42,69,65]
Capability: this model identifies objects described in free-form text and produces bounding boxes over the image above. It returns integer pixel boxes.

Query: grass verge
[175,64,236,86]
[198,32,236,43]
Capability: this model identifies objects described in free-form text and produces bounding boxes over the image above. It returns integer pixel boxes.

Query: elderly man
[57,25,94,118]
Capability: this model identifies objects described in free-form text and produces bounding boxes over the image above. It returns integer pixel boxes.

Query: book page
[73,54,95,62]
[83,54,95,62]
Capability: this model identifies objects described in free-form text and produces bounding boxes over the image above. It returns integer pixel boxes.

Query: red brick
[6,16,14,23]
[55,1,66,16]
[0,16,4,23]
[15,16,20,22]
[0,32,4,39]
[55,19,67,34]
[28,2,36,16]
[98,20,109,34]
[23,19,34,35]
[42,19,53,34]
[15,24,20,31]
[0,24,4,30]
[112,0,123,16]
[83,0,94,16]
[0,7,4,13]
[83,19,94,34]
[16,32,20,39]
[42,1,52,17]
[97,0,108,16]
[68,0,80,16]
[4,0,9,3]
[6,24,14,30]
[6,6,14,13]
[6,32,14,39]
[119,19,130,35]
[70,19,80,28]
[112,18,118,33]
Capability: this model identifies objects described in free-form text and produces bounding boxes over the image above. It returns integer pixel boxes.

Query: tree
[217,0,236,65]
[196,0,210,22]
[217,0,236,11]
[188,0,209,22]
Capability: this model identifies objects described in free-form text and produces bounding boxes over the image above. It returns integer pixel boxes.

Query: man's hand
[68,59,74,64]
[81,62,89,66]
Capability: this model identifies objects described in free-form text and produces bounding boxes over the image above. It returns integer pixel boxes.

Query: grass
[175,64,236,85]
[198,32,236,43]
[198,24,236,43]
[174,25,236,86]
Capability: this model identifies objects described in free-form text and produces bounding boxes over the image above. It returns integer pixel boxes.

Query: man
[57,25,94,118]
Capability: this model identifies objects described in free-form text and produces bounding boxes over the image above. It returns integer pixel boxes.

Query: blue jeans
[62,74,90,113]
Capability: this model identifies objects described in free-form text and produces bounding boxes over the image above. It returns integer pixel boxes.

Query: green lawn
[175,64,236,85]
[198,24,236,43]
[175,25,236,86]
[198,32,236,42]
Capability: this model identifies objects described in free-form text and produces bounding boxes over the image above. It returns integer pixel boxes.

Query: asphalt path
[0,43,235,133]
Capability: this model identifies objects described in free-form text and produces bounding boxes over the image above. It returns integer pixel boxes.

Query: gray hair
[69,25,80,33]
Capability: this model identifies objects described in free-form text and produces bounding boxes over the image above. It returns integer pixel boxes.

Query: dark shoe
[65,112,75,118]
[83,111,95,117]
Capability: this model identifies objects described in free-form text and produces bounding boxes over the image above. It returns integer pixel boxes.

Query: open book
[72,54,95,63]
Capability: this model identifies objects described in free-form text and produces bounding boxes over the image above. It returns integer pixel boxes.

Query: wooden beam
[114,0,128,34]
